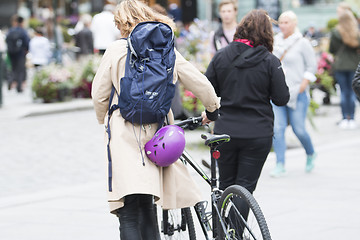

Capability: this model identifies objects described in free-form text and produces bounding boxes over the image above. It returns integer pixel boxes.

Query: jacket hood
[229,42,270,68]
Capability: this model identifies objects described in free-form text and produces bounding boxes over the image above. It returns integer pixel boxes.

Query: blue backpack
[106,21,176,191]
[108,21,176,126]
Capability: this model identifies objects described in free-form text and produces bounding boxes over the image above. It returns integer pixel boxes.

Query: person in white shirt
[91,4,119,54]
[29,28,52,67]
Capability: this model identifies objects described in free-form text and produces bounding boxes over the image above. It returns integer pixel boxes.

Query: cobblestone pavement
[1,86,360,240]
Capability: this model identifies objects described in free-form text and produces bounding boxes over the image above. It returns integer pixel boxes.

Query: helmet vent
[153,144,158,147]
[162,143,165,149]
[158,136,164,141]
[154,150,157,156]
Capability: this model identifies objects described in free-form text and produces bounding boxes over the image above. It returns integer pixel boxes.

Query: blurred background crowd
[0,0,359,120]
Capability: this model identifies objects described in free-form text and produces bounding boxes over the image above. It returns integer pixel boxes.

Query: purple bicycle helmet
[145,125,186,167]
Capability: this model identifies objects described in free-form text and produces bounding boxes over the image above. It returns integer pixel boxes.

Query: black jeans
[116,194,160,240]
[216,136,272,193]
[216,137,272,236]
[8,54,26,92]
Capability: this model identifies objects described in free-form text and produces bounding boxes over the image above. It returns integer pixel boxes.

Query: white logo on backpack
[145,90,159,99]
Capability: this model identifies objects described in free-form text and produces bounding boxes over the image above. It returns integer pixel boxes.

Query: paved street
[1,84,360,240]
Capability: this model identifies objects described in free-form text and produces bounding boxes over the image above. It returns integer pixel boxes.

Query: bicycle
[160,117,272,240]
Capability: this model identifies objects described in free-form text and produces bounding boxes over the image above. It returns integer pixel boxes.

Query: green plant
[28,17,43,30]
[32,69,57,103]
[72,56,101,98]
[175,19,212,73]
[327,18,338,31]
[32,64,74,103]
[315,71,335,95]
[308,99,320,130]
[313,51,336,96]
[61,26,72,43]
[181,88,204,116]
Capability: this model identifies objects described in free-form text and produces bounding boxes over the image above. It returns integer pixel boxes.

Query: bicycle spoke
[160,208,196,240]
[218,185,272,240]
[225,197,261,239]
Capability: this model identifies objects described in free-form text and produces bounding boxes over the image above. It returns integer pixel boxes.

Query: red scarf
[234,39,254,47]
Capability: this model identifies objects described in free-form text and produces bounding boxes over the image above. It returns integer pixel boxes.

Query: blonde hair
[337,9,360,48]
[337,2,352,13]
[114,0,175,37]
[218,0,238,12]
[278,10,298,25]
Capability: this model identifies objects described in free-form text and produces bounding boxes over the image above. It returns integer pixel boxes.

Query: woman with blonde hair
[91,0,220,239]
[330,4,360,129]
[270,10,317,177]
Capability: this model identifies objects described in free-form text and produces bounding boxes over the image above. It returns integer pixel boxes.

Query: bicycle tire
[160,207,196,240]
[217,185,271,240]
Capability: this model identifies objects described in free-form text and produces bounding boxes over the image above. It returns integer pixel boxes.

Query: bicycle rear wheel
[160,207,196,240]
[218,185,271,240]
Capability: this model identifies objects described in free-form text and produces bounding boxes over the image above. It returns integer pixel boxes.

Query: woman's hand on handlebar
[201,111,211,125]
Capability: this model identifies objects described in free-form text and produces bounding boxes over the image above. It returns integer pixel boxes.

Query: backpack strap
[279,37,301,61]
[213,26,230,51]
[106,85,119,192]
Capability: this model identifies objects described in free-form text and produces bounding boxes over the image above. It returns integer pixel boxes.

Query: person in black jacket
[205,9,289,209]
[75,14,94,59]
[6,15,30,92]
[352,62,360,99]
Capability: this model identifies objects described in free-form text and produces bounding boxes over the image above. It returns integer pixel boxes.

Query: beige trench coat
[92,40,220,214]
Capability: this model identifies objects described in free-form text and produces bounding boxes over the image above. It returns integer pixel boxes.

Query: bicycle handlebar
[174,116,203,130]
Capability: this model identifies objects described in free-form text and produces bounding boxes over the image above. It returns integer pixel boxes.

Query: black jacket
[205,42,289,138]
[75,27,94,55]
[352,62,360,99]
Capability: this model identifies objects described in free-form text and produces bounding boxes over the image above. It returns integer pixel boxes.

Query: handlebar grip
[175,116,203,129]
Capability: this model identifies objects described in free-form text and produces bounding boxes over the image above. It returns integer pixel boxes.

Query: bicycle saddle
[201,133,230,147]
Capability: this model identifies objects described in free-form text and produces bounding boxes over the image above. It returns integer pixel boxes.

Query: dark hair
[35,27,44,35]
[233,9,275,52]
[17,16,24,24]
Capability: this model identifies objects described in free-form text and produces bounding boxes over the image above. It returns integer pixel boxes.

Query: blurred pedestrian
[205,9,289,233]
[352,62,360,99]
[168,3,182,23]
[303,23,322,40]
[91,4,119,54]
[91,1,220,239]
[209,0,238,58]
[329,3,360,130]
[75,14,94,58]
[0,29,6,53]
[0,29,6,91]
[271,10,317,177]
[6,15,30,92]
[29,27,52,68]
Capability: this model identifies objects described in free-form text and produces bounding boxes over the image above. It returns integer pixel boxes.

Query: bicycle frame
[170,117,231,239]
[179,147,230,240]
[168,117,271,240]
